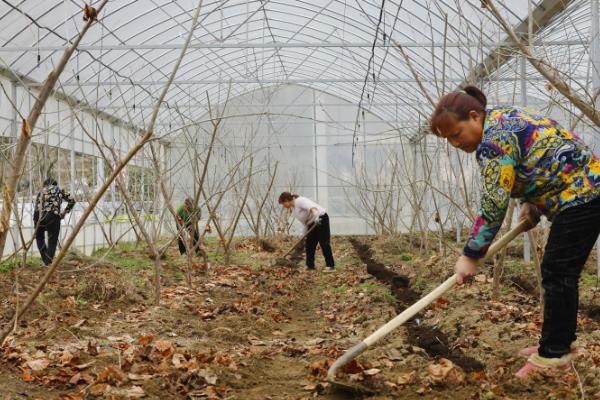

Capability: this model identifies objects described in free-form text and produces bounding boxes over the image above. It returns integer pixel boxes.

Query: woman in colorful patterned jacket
[430,86,600,378]
[33,178,76,266]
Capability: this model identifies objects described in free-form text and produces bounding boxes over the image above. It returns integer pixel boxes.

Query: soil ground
[1,233,600,399]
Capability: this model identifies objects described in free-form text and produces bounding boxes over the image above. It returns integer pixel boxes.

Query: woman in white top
[278,192,335,272]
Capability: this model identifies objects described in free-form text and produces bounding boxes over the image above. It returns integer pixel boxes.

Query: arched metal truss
[0,0,592,136]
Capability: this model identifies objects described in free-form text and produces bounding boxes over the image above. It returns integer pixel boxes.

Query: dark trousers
[538,197,600,358]
[306,214,335,269]
[35,214,61,266]
[178,227,202,256]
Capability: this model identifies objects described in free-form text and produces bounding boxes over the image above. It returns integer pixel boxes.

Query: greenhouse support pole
[11,82,17,138]
[313,89,319,203]
[411,139,418,231]
[592,0,600,276]
[110,125,115,209]
[69,113,76,249]
[10,82,21,252]
[520,56,531,263]
[69,114,75,196]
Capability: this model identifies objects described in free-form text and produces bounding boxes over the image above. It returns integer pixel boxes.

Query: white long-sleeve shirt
[292,196,326,226]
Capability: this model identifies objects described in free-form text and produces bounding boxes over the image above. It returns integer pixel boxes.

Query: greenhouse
[0,0,599,398]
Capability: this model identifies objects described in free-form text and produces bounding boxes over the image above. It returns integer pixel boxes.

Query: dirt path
[226,270,332,398]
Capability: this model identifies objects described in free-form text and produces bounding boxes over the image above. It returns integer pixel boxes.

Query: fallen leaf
[70,372,94,385]
[363,368,381,376]
[75,361,95,370]
[416,385,432,394]
[172,353,187,369]
[89,383,110,396]
[436,297,449,306]
[425,255,440,267]
[153,340,174,358]
[21,368,34,382]
[379,357,394,368]
[72,319,87,328]
[108,335,134,343]
[60,351,77,366]
[340,359,363,374]
[24,358,51,371]
[306,338,325,346]
[426,358,464,385]
[215,278,236,287]
[137,335,154,346]
[471,371,486,381]
[96,365,128,385]
[90,383,145,398]
[69,373,82,385]
[128,373,154,381]
[7,351,23,362]
[87,341,99,356]
[197,369,218,385]
[308,359,332,379]
[61,296,78,310]
[397,371,416,385]
[122,386,145,398]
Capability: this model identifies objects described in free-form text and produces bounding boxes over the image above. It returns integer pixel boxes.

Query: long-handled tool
[273,222,319,266]
[327,219,532,390]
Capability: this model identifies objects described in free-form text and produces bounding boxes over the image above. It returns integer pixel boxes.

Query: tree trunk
[154,256,162,305]
[528,229,545,312]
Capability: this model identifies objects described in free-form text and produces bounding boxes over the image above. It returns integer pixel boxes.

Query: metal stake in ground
[327,219,532,393]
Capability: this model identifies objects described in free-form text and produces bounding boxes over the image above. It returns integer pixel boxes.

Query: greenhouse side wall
[0,74,167,259]
[167,84,478,237]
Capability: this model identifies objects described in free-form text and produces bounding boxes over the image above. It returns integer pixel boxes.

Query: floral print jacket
[464,106,600,259]
[33,184,76,222]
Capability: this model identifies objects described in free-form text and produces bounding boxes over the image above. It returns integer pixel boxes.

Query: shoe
[324,267,335,273]
[306,266,316,271]
[518,345,577,357]
[515,352,573,378]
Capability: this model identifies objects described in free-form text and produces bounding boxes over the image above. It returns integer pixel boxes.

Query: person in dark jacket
[33,178,75,265]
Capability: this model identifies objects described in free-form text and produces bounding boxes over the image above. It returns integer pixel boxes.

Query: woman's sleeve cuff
[462,245,486,260]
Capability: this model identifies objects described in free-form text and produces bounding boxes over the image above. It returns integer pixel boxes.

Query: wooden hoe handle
[327,219,532,381]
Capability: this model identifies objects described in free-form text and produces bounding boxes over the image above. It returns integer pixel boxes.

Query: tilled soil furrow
[349,238,484,372]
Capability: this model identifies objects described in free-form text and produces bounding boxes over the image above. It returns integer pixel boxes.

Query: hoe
[327,219,532,394]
